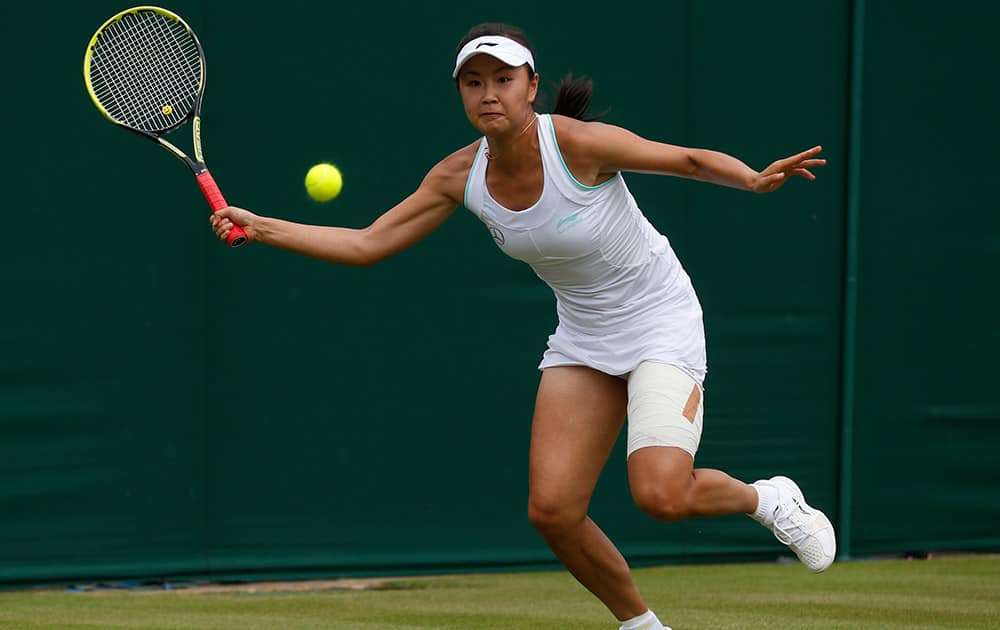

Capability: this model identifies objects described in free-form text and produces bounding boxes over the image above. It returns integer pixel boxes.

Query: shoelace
[771,497,812,545]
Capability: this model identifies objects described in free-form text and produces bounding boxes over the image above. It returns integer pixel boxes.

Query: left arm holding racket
[83,6,246,247]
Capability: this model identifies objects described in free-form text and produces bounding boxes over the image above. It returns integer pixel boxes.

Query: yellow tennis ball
[305,163,343,202]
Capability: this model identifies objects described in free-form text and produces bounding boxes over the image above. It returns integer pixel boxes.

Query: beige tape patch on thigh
[626,362,704,459]
[682,385,702,423]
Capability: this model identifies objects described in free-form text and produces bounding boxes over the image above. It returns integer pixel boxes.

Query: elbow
[352,229,388,267]
[356,253,382,267]
[684,150,702,179]
[351,242,379,267]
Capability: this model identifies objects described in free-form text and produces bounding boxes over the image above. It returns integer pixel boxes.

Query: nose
[482,82,499,104]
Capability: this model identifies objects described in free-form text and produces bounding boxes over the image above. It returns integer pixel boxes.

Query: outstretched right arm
[210,147,473,266]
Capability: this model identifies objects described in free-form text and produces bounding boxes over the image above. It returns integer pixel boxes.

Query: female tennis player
[211,23,835,630]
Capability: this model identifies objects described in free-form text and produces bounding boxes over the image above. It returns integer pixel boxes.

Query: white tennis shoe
[754,475,836,572]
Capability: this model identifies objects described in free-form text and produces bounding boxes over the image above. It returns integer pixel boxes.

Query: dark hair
[455,23,608,122]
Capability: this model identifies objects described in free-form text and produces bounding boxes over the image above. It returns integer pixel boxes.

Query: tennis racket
[83,6,247,247]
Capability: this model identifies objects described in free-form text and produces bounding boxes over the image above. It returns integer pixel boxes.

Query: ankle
[750,481,779,526]
[620,608,665,630]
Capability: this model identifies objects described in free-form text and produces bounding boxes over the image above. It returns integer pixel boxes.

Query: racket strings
[89,10,202,133]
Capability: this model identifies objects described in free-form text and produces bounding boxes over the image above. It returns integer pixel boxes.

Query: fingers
[787,145,823,163]
[209,213,234,240]
[209,213,233,227]
[773,146,826,171]
[798,145,823,159]
[798,158,827,168]
[776,156,825,172]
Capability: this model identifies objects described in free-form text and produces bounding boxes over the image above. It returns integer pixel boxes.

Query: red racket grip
[196,170,248,248]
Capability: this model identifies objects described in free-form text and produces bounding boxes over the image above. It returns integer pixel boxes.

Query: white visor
[453,35,535,79]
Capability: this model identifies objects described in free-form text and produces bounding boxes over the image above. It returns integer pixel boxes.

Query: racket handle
[196,170,248,248]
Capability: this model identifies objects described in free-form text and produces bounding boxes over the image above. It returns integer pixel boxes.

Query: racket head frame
[83,5,210,173]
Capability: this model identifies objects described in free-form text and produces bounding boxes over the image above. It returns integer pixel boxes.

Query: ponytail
[552,73,609,122]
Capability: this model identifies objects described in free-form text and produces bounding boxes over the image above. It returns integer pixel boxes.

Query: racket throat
[155,136,203,174]
[192,116,205,163]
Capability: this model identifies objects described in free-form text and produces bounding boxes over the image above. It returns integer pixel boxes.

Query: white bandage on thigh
[626,361,704,459]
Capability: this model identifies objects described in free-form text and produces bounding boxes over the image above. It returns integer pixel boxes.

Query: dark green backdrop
[0,0,996,585]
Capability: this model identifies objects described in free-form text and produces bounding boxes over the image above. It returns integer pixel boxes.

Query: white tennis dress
[463,114,707,386]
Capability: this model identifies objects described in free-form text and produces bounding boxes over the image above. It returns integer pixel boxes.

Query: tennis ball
[305,163,343,202]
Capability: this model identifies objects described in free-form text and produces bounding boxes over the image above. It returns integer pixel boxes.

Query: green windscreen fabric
[849,1,1000,554]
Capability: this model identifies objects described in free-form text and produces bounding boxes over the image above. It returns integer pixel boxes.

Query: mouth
[480,112,503,119]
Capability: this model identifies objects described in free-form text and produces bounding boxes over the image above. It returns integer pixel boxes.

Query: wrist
[253,216,277,245]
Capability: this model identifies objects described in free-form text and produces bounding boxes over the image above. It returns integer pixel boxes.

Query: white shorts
[626,361,704,459]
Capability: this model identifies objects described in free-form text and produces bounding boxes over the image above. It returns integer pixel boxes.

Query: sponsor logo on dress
[487,223,505,245]
[556,212,581,234]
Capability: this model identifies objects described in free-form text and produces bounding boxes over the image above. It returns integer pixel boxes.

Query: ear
[528,72,540,104]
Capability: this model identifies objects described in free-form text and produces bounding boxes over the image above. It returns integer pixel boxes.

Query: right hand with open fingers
[210,206,258,244]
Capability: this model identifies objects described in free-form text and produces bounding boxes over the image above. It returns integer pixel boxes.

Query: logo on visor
[476,42,499,49]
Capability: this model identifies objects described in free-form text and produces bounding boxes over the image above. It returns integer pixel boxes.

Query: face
[457,54,539,136]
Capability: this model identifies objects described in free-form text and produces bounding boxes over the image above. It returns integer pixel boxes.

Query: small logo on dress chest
[487,223,505,245]
[556,212,581,234]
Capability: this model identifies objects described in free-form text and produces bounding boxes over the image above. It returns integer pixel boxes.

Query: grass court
[0,555,996,629]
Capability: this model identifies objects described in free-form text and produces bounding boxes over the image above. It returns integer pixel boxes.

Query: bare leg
[628,443,837,574]
[627,446,758,521]
[528,366,647,621]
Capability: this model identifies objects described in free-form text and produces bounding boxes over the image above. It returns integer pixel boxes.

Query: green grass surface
[0,555,997,629]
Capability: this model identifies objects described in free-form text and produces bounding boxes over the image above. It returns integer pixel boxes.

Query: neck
[485,113,538,161]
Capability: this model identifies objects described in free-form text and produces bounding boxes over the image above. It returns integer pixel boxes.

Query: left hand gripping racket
[84,6,247,247]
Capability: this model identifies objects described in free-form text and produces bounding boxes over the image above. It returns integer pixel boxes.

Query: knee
[527,495,587,538]
[631,484,690,522]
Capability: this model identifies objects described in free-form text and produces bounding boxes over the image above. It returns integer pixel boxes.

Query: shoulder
[422,141,481,205]
[550,115,646,182]
[434,141,481,175]
[550,115,632,160]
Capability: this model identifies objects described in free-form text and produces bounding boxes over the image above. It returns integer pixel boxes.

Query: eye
[464,79,482,87]
[498,75,513,83]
